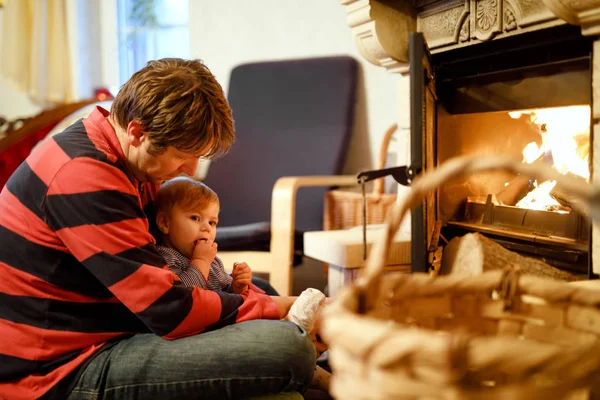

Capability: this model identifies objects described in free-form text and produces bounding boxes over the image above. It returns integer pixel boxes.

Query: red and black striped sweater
[0,107,280,399]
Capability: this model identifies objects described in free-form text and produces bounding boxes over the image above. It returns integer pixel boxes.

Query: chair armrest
[269,175,357,295]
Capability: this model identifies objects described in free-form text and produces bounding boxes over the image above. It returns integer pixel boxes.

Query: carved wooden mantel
[340,0,600,74]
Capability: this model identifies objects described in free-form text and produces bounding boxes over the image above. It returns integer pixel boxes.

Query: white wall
[0,1,404,175]
[188,0,401,175]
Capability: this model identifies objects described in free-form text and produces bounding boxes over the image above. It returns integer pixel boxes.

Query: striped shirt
[157,245,233,292]
[0,107,280,399]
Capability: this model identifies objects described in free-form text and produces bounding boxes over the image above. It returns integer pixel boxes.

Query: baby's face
[166,201,219,258]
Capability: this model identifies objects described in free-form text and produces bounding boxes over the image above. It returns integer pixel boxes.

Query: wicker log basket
[322,155,600,400]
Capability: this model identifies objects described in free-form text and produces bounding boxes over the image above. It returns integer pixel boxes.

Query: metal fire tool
[356,166,412,260]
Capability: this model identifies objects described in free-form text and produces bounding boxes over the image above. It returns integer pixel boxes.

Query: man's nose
[180,158,200,176]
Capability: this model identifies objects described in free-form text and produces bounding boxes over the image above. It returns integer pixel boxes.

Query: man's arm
[44,158,280,339]
[269,296,298,319]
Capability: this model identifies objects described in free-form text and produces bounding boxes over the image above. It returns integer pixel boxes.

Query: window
[116,0,189,85]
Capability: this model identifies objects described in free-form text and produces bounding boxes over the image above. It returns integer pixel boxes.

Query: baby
[154,176,331,391]
[154,176,251,294]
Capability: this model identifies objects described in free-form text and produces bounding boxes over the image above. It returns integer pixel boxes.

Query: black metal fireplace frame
[408,26,596,278]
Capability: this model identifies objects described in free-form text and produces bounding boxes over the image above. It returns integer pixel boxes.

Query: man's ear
[126,120,145,147]
[156,212,169,235]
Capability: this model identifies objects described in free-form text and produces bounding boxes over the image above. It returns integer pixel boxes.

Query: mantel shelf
[340,0,600,75]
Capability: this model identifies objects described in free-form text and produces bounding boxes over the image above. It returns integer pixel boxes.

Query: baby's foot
[286,288,326,332]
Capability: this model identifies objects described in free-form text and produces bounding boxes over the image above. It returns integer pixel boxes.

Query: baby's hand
[191,239,218,265]
[231,262,252,294]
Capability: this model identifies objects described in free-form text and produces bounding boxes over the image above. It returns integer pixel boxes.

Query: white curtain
[1,0,75,105]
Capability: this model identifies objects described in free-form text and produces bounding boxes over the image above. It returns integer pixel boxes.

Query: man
[0,58,317,399]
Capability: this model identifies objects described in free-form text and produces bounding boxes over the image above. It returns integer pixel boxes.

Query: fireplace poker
[356,165,412,260]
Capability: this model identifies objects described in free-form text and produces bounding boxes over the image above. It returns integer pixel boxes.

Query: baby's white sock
[285,288,326,332]
[285,288,331,392]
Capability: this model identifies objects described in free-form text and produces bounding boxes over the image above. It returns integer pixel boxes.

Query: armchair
[2,57,360,297]
[203,56,360,296]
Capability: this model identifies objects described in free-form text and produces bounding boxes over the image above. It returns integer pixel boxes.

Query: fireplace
[339,0,600,278]
[409,25,594,277]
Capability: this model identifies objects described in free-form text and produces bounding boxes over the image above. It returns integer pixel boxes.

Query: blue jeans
[66,320,316,399]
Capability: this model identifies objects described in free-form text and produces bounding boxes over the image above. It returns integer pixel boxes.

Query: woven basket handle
[372,123,398,196]
[358,155,597,296]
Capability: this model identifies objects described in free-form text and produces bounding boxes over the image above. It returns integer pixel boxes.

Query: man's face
[120,119,208,184]
[165,202,219,258]
[135,139,204,184]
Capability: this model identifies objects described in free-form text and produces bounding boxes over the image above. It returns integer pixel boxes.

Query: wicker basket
[323,123,399,231]
[322,155,600,400]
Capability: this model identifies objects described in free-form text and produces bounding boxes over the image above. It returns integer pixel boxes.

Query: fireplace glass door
[410,25,594,276]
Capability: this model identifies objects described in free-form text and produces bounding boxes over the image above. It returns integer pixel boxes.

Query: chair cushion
[203,56,358,233]
[216,222,272,251]
[216,222,304,266]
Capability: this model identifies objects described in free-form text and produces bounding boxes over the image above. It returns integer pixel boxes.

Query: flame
[515,181,565,211]
[521,142,543,164]
[509,105,590,211]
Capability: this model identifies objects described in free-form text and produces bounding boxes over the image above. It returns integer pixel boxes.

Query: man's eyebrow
[174,148,204,158]
[188,151,208,158]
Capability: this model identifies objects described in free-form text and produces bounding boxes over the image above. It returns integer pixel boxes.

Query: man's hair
[155,177,219,217]
[111,58,234,158]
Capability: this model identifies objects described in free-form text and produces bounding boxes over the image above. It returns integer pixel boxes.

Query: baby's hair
[155,176,219,216]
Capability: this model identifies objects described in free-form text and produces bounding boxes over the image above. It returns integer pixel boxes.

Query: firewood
[550,173,588,209]
[494,154,548,206]
[440,232,581,281]
[495,175,532,206]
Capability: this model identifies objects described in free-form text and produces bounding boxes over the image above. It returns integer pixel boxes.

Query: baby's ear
[156,212,169,234]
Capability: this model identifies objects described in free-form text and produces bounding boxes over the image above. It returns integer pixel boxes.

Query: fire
[508,105,590,211]
[514,181,564,211]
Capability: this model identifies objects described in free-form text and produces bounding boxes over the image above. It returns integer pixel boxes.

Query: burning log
[440,232,581,281]
[494,153,547,206]
[495,175,532,206]
[550,172,588,209]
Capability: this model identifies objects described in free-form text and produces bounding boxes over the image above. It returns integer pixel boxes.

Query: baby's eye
[190,216,200,222]
[209,221,217,227]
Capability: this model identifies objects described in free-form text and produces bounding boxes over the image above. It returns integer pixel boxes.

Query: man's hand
[231,262,252,293]
[191,239,218,279]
